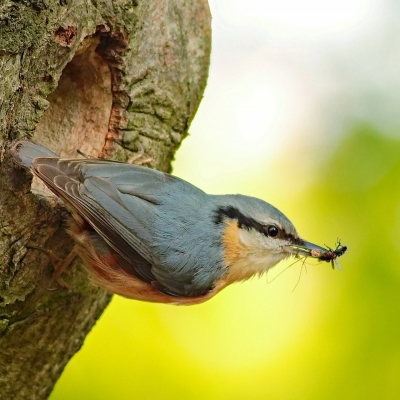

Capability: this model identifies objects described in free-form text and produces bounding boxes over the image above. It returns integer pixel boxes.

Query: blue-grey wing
[13,141,224,296]
[31,157,222,296]
[33,160,157,253]
[75,165,225,296]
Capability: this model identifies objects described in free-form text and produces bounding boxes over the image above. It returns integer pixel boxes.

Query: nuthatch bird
[11,140,346,305]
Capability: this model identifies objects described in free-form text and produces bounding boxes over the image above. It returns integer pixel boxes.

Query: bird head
[212,195,326,284]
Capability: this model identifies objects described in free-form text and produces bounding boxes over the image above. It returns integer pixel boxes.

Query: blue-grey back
[150,179,226,296]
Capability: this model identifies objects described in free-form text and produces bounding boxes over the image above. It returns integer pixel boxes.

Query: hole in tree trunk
[34,36,112,158]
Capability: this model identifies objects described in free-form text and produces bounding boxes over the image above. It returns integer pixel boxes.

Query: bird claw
[127,143,153,166]
[27,245,76,289]
[76,149,94,159]
[77,142,153,165]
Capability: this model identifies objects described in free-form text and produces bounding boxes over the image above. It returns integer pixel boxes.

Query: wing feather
[32,161,159,279]
[29,154,218,297]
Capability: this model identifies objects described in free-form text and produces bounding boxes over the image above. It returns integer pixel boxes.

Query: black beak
[290,240,327,258]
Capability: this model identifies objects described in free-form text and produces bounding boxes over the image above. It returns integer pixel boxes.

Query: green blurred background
[51,1,400,399]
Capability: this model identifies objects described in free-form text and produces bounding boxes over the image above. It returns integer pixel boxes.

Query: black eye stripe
[214,206,283,238]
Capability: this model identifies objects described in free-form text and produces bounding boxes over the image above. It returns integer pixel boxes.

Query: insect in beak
[290,240,347,270]
[316,242,348,270]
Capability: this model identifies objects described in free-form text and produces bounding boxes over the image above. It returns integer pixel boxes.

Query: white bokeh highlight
[174,0,397,190]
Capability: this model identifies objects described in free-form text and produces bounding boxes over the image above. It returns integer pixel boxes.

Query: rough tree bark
[0,1,211,398]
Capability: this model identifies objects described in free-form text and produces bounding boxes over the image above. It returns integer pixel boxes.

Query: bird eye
[266,225,279,237]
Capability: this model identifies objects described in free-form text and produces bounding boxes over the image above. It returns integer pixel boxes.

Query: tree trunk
[0,1,211,397]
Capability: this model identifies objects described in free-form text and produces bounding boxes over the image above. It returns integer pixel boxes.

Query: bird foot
[76,143,153,165]
[127,143,153,166]
[27,245,77,289]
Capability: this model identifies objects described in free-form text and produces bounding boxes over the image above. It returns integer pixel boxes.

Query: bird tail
[11,140,59,169]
